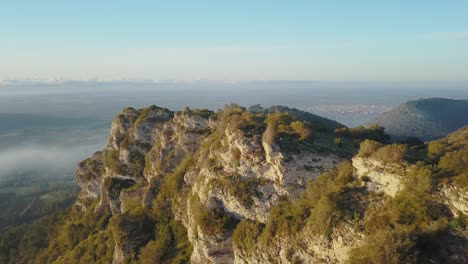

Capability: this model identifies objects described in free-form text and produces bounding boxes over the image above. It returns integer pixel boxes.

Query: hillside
[1,105,466,264]
[369,98,468,141]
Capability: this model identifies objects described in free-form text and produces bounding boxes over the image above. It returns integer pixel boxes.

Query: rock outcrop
[352,156,406,197]
[72,105,468,264]
[74,105,352,263]
[441,184,468,216]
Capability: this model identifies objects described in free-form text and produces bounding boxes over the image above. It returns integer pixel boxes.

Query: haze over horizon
[1,1,468,81]
[2,2,468,263]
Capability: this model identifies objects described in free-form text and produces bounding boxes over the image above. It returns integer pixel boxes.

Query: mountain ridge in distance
[368,97,468,141]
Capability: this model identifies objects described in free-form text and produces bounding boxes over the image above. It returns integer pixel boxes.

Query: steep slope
[63,104,354,264]
[369,98,468,141]
[13,105,466,264]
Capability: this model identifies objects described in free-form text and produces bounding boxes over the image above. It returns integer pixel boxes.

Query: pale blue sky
[1,1,468,81]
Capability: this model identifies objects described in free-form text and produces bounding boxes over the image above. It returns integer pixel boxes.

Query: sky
[1,1,468,81]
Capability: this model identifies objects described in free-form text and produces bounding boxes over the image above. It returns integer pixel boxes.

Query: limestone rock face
[441,184,468,216]
[234,224,361,264]
[178,120,344,263]
[73,105,468,264]
[75,151,105,200]
[144,110,211,180]
[352,156,406,197]
[96,107,174,211]
[75,105,351,263]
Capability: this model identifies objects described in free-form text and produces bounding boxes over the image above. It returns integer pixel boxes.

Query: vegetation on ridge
[1,105,466,264]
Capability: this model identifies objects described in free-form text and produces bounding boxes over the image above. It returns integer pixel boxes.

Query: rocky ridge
[73,105,467,264]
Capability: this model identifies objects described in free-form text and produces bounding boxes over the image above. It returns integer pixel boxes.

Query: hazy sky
[1,1,468,81]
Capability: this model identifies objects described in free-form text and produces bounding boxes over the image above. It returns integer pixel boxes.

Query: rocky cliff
[68,105,467,264]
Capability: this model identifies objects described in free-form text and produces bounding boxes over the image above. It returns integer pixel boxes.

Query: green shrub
[189,108,214,118]
[265,112,294,126]
[290,120,312,140]
[309,186,366,236]
[128,150,146,177]
[59,228,115,264]
[427,140,447,159]
[103,150,125,174]
[452,172,468,189]
[133,105,159,128]
[371,144,408,163]
[449,214,467,230]
[334,127,349,137]
[191,195,239,237]
[264,113,314,143]
[253,161,363,245]
[390,194,428,225]
[334,137,342,147]
[358,139,383,157]
[164,155,194,197]
[257,201,305,246]
[348,227,416,264]
[139,224,171,264]
[215,175,263,208]
[404,165,433,195]
[438,148,468,175]
[110,208,155,247]
[233,220,264,252]
[349,125,390,143]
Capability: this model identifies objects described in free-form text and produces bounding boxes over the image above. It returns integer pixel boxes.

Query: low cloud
[0,144,102,180]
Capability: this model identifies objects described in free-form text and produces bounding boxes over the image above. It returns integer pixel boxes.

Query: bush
[139,224,171,264]
[452,172,468,189]
[427,140,447,159]
[252,161,362,245]
[334,137,342,147]
[259,199,309,245]
[309,186,366,236]
[449,214,467,230]
[334,127,349,137]
[349,125,390,143]
[438,148,468,175]
[233,220,264,253]
[390,193,429,225]
[371,144,408,163]
[215,175,263,208]
[265,112,293,126]
[103,150,124,174]
[128,150,146,177]
[290,121,312,140]
[348,228,416,264]
[404,165,433,195]
[191,195,239,237]
[110,208,155,248]
[164,155,194,197]
[133,105,160,128]
[358,139,383,157]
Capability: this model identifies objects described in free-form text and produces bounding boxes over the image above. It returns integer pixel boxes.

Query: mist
[0,143,104,182]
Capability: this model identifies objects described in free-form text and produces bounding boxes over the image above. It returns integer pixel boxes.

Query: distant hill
[250,104,343,130]
[369,98,468,141]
